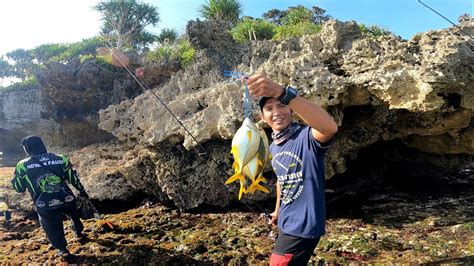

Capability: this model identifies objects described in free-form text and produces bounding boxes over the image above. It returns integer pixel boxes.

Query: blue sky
[0,0,472,56]
[153,0,473,38]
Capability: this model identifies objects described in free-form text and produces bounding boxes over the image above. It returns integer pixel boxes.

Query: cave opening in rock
[93,192,163,215]
[326,139,473,227]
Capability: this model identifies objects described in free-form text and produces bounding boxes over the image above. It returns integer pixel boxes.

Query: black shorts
[270,230,320,266]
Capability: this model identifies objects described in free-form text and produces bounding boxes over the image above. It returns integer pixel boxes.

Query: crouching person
[11,135,90,262]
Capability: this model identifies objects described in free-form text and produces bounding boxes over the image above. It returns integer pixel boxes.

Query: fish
[225,117,261,199]
[246,126,270,194]
[226,120,270,199]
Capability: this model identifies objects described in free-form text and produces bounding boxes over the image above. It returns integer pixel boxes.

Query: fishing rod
[106,46,219,164]
[417,0,474,41]
[106,46,271,218]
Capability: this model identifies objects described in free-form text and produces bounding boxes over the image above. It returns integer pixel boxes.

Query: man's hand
[247,74,285,98]
[268,210,278,226]
[79,190,89,199]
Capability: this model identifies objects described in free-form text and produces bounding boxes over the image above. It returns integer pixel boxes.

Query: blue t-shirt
[270,125,330,238]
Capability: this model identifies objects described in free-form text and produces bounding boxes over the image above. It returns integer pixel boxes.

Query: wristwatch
[277,86,298,105]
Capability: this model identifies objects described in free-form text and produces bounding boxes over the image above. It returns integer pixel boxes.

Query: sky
[0,0,472,57]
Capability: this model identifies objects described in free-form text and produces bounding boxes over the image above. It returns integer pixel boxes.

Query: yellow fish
[226,120,271,199]
[225,117,261,199]
[245,126,270,194]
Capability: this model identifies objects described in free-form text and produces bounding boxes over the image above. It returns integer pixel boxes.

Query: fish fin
[256,174,267,183]
[225,172,244,185]
[238,183,247,200]
[248,174,269,194]
[231,146,239,158]
[248,181,269,194]
[232,161,239,172]
[253,183,270,193]
[246,130,252,142]
[254,175,270,193]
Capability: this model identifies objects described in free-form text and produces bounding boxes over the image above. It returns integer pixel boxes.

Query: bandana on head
[271,122,301,144]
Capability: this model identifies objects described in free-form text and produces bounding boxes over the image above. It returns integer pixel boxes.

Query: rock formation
[2,19,473,210]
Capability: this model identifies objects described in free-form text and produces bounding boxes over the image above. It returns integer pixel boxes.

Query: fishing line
[104,45,271,218]
[417,0,473,41]
[104,45,220,166]
[417,0,474,54]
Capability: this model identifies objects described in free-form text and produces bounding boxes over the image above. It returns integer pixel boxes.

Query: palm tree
[198,0,242,25]
[157,28,179,43]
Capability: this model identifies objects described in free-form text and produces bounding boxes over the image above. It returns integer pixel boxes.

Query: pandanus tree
[94,0,160,50]
[198,0,242,25]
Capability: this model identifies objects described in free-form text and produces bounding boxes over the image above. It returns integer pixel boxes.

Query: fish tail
[238,182,247,200]
[225,172,245,185]
[248,175,269,194]
[253,183,270,193]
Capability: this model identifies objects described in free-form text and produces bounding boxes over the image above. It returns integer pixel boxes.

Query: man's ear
[256,113,263,121]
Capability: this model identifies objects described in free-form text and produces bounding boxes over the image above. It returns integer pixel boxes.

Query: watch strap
[277,86,298,105]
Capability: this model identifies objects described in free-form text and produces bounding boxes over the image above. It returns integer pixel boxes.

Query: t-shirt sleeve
[306,126,334,153]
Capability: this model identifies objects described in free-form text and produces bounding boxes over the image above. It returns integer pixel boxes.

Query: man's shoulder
[43,152,66,159]
[15,158,30,169]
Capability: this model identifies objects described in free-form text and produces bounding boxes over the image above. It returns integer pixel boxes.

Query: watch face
[287,86,298,96]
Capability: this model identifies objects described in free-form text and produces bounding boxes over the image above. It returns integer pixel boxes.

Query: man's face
[261,98,293,132]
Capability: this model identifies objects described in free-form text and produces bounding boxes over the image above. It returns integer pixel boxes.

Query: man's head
[259,97,293,132]
[21,135,47,156]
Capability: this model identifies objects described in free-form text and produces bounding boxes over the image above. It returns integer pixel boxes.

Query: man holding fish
[247,74,338,265]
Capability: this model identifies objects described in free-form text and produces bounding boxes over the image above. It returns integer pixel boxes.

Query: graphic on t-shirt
[38,174,62,193]
[272,151,304,204]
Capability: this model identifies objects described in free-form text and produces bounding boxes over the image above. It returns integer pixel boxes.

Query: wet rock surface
[1,166,473,264]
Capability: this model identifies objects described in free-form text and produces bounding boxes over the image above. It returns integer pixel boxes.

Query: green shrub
[230,18,275,43]
[51,36,108,63]
[79,54,95,63]
[32,43,68,63]
[176,39,195,68]
[283,6,313,25]
[358,23,392,38]
[146,42,174,61]
[273,22,321,40]
[145,38,195,68]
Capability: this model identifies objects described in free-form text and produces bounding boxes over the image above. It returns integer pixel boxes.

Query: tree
[31,43,68,63]
[311,6,331,24]
[283,5,313,25]
[262,9,287,26]
[0,58,13,82]
[263,5,331,26]
[94,0,159,50]
[198,0,242,25]
[157,28,179,43]
[5,49,36,80]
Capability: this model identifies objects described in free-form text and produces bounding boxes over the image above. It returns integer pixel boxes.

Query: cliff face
[2,19,473,211]
[0,56,181,165]
[0,85,62,165]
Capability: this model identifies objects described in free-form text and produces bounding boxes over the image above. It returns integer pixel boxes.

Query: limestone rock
[2,19,473,210]
[92,20,472,209]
